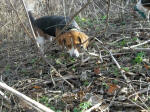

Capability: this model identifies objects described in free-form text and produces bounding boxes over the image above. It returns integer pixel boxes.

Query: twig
[0,90,11,104]
[88,51,131,58]
[101,92,117,112]
[127,98,147,111]
[123,39,150,49]
[0,82,54,112]
[122,48,150,52]
[111,101,146,108]
[103,0,111,33]
[84,103,102,112]
[128,88,150,98]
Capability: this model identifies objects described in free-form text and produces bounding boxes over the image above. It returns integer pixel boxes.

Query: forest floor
[0,5,150,112]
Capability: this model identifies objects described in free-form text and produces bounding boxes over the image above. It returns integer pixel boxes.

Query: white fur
[67,37,80,57]
[36,33,45,53]
[49,36,53,42]
[68,47,80,57]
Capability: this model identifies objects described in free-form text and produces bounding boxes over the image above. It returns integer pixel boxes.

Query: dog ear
[78,36,82,43]
[79,32,89,49]
[62,39,66,46]
[56,35,64,48]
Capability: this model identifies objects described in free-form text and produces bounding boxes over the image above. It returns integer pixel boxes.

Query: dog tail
[28,11,36,27]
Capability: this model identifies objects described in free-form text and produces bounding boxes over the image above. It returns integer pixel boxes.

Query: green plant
[39,96,62,112]
[112,80,118,84]
[60,52,65,57]
[73,108,80,112]
[122,67,129,72]
[75,16,87,26]
[110,66,120,76]
[119,40,127,46]
[75,16,95,28]
[72,66,76,71]
[39,96,50,107]
[47,55,55,59]
[73,102,91,112]
[83,80,89,86]
[31,57,38,64]
[101,15,107,20]
[121,21,126,25]
[21,69,28,75]
[133,52,145,64]
[5,64,10,72]
[79,102,91,110]
[56,58,62,65]
[95,26,101,32]
[69,57,76,63]
[102,82,109,89]
[132,37,138,42]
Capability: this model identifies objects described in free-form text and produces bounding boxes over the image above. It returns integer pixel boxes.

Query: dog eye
[76,44,80,48]
[63,39,66,45]
[67,45,71,48]
[78,36,82,43]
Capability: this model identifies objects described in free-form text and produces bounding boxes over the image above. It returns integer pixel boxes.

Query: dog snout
[68,48,80,57]
[72,52,79,57]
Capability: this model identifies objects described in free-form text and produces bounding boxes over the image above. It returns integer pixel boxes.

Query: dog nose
[72,53,79,57]
[68,48,80,57]
[81,45,84,49]
[72,54,76,57]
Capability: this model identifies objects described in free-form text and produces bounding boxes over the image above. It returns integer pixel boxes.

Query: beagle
[135,0,150,20]
[28,11,89,57]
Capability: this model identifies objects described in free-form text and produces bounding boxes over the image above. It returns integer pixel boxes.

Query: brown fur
[56,30,89,51]
[34,27,50,39]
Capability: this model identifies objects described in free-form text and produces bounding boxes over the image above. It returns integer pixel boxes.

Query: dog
[135,0,150,20]
[28,11,89,57]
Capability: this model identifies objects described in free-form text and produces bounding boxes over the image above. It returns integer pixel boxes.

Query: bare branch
[0,82,54,112]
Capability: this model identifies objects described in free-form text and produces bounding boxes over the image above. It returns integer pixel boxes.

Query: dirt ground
[0,0,150,112]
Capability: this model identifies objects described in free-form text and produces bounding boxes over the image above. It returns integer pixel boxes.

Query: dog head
[56,30,89,57]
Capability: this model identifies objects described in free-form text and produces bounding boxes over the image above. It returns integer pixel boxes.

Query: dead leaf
[144,64,150,70]
[62,93,77,103]
[33,85,41,89]
[77,91,85,101]
[107,83,119,94]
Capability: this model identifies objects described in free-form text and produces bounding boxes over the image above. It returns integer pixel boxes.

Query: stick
[0,82,54,112]
[85,103,102,112]
[123,39,150,49]
[0,90,11,104]
[122,48,150,52]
